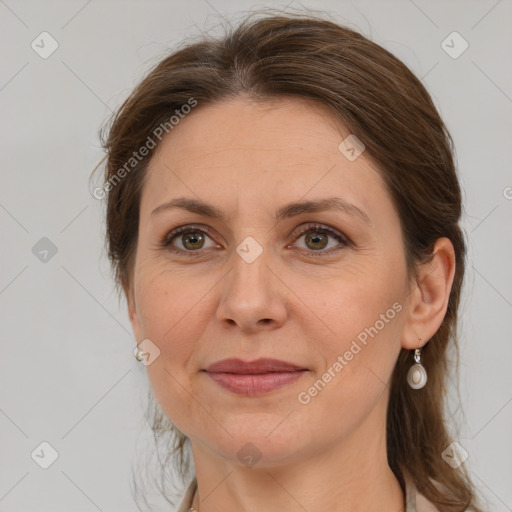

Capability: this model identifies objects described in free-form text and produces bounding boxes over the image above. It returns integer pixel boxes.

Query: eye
[289,223,348,255]
[160,223,349,256]
[161,224,219,254]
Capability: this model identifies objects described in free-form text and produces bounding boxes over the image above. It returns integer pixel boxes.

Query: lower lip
[204,371,307,396]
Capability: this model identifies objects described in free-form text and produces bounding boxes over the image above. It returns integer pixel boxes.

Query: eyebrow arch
[150,197,371,225]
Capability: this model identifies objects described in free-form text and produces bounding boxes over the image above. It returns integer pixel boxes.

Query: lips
[204,358,307,374]
[202,358,308,396]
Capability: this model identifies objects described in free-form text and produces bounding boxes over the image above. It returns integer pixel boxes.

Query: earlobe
[401,237,456,350]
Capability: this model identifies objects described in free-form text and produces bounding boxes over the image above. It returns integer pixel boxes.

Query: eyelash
[159,223,349,257]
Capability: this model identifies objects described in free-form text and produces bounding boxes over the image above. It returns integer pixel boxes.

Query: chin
[202,416,313,467]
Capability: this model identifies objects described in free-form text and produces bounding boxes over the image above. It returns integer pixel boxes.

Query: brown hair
[94,9,485,511]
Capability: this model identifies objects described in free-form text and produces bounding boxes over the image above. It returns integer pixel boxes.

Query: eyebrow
[150,197,371,225]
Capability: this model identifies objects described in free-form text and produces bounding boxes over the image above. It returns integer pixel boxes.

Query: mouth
[202,358,309,396]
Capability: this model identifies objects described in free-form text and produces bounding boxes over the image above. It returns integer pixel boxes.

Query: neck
[188,402,405,511]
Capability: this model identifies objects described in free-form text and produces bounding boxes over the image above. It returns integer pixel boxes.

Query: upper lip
[204,358,307,374]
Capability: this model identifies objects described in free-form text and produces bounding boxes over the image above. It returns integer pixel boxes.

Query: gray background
[1,0,511,511]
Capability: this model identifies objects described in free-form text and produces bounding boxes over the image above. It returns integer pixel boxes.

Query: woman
[95,11,485,512]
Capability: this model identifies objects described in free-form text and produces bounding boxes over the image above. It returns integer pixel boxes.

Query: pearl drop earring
[407,346,427,389]
[134,348,145,362]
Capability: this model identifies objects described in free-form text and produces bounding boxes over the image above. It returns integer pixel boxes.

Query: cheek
[135,268,208,432]
[308,269,405,392]
[134,261,208,345]
[297,291,402,434]
[320,265,403,342]
[133,260,223,383]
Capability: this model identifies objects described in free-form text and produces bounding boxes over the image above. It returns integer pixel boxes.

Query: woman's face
[128,96,414,466]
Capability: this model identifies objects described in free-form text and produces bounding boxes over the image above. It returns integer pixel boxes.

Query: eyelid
[291,223,348,242]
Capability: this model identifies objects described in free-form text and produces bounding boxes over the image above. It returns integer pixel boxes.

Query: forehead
[140,96,390,222]
[155,96,349,165]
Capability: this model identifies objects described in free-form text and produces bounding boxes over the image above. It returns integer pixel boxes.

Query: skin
[127,95,456,511]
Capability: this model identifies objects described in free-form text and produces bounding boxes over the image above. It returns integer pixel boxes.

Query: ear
[126,284,142,343]
[401,237,456,350]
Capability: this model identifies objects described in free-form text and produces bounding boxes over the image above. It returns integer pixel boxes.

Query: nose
[215,244,288,333]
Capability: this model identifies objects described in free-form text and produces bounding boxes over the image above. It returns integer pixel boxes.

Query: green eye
[291,224,348,255]
[161,224,218,254]
[161,223,348,256]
